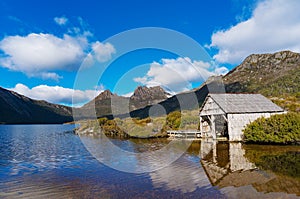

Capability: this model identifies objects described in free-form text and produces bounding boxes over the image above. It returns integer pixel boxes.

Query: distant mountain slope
[0,87,73,124]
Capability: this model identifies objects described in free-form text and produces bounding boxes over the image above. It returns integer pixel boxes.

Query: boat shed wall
[200,97,225,116]
[227,112,285,141]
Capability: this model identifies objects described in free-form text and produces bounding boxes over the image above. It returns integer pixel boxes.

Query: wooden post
[200,116,203,137]
[213,139,217,163]
[211,115,216,140]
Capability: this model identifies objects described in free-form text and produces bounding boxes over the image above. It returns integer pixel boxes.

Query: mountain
[78,86,170,119]
[223,50,300,112]
[0,87,73,124]
[129,86,170,110]
[224,50,300,95]
[80,90,128,118]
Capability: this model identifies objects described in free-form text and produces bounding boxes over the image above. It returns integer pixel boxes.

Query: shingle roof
[208,93,284,113]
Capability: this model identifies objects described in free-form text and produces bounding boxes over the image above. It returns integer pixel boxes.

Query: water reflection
[0,125,300,198]
[79,134,193,173]
[199,139,300,198]
[200,139,256,185]
[150,141,211,193]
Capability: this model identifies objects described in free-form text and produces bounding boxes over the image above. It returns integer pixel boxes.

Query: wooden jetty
[167,130,201,139]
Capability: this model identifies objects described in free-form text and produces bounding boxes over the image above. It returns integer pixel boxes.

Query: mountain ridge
[0,87,73,124]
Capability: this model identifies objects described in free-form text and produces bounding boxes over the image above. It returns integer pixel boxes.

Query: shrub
[243,112,300,144]
[163,111,181,131]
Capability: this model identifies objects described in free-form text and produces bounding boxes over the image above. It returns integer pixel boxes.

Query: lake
[0,125,299,198]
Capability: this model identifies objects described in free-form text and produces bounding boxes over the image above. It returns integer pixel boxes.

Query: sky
[0,0,300,107]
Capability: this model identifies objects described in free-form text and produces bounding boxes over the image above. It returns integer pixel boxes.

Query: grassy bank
[76,110,199,138]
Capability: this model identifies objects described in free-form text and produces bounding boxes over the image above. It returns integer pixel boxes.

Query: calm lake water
[0,125,299,199]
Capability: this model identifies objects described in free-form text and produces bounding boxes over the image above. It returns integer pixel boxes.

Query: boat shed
[199,93,285,141]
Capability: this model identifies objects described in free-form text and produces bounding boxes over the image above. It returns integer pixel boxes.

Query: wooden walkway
[167,130,201,139]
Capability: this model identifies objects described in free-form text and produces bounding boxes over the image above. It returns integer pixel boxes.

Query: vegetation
[163,111,181,131]
[97,117,128,137]
[243,112,300,144]
[271,93,300,113]
[77,110,199,138]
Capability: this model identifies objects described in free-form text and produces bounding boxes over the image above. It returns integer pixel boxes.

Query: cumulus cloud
[40,72,62,81]
[92,41,116,62]
[134,57,227,93]
[54,16,68,26]
[210,0,300,64]
[0,33,115,80]
[10,83,102,107]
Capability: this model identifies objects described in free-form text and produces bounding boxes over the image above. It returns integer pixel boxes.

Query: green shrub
[163,111,181,131]
[243,112,300,144]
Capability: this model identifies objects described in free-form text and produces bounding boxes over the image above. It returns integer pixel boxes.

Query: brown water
[0,125,299,198]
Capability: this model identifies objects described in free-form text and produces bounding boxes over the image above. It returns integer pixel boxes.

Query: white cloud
[134,57,225,93]
[0,33,86,79]
[214,66,229,75]
[54,16,68,26]
[10,83,102,107]
[91,41,116,62]
[210,0,300,64]
[121,92,133,97]
[0,33,115,80]
[40,72,62,82]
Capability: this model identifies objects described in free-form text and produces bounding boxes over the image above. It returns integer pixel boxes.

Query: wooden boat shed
[199,94,285,141]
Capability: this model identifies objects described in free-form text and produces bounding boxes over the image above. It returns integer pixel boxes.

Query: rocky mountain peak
[129,86,169,110]
[130,86,168,101]
[95,89,114,100]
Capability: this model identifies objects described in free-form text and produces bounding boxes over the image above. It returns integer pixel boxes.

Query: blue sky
[0,0,300,106]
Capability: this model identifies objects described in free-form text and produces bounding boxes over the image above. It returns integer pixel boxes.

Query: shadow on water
[0,125,300,198]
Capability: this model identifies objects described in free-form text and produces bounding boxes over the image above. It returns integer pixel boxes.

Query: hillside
[0,87,73,124]
[223,50,300,112]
